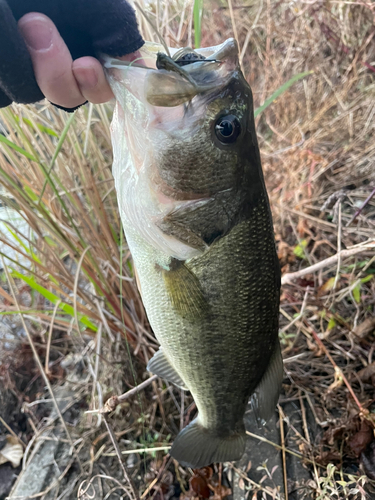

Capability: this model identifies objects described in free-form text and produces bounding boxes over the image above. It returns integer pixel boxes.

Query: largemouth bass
[104,39,283,469]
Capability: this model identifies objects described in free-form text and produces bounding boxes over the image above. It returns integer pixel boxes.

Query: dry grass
[0,0,374,499]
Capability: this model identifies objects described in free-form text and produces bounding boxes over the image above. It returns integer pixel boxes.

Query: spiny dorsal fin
[147,348,188,390]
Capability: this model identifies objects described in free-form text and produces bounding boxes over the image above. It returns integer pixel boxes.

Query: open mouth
[102,39,239,107]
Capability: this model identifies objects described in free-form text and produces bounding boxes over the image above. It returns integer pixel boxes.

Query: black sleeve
[0,0,144,108]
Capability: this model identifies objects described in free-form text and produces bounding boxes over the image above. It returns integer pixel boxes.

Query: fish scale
[105,38,283,468]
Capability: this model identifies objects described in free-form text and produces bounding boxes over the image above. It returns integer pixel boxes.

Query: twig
[245,430,356,478]
[103,445,171,457]
[280,287,309,334]
[299,391,311,446]
[0,284,14,303]
[231,464,283,500]
[0,415,26,447]
[90,323,103,427]
[333,202,342,292]
[299,390,321,484]
[103,416,139,500]
[45,300,61,375]
[228,0,240,57]
[281,242,375,285]
[246,431,304,460]
[78,474,132,500]
[308,326,367,415]
[134,2,170,56]
[1,257,82,471]
[277,405,288,500]
[84,103,94,156]
[140,455,171,499]
[86,374,158,415]
[73,245,91,336]
[95,297,115,342]
[346,187,375,226]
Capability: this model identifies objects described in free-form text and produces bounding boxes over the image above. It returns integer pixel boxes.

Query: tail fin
[170,419,245,469]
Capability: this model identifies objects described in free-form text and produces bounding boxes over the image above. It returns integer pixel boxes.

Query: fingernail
[20,19,53,51]
[73,67,98,90]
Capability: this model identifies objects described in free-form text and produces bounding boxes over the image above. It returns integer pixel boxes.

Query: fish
[103,38,283,469]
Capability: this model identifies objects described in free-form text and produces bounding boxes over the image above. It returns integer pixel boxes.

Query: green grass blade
[0,310,62,315]
[11,269,98,332]
[0,134,38,162]
[3,223,33,256]
[39,112,76,201]
[254,71,313,118]
[193,0,203,48]
[3,108,40,160]
[13,116,58,138]
[22,117,58,137]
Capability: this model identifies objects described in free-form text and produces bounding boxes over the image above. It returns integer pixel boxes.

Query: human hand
[0,0,144,111]
[18,13,114,109]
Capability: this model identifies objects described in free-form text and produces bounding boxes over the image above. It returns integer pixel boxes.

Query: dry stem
[281,242,375,285]
[2,256,83,471]
[86,374,159,415]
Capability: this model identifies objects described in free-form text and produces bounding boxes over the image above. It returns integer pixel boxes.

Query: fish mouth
[102,38,238,70]
[102,38,239,107]
[166,37,238,71]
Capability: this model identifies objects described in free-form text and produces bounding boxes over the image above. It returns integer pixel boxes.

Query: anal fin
[147,348,188,390]
[249,340,283,426]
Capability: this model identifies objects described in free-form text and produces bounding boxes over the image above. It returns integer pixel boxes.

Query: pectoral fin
[161,259,208,320]
[249,341,283,426]
[147,348,188,390]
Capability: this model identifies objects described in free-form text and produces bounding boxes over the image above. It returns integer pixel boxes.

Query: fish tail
[170,418,245,469]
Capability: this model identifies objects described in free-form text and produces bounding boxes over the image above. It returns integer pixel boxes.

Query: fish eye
[214,114,241,144]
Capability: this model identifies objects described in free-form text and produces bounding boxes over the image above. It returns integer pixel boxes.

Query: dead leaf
[307,338,324,356]
[317,277,337,297]
[0,435,23,468]
[297,218,313,237]
[353,318,375,339]
[348,420,374,457]
[190,475,210,499]
[327,366,344,393]
[210,484,232,500]
[238,478,245,491]
[277,241,296,267]
[357,362,375,385]
[195,467,213,480]
[296,278,315,288]
[317,449,342,465]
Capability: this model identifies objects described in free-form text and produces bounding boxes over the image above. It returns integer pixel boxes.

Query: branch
[281,242,375,285]
[85,374,159,415]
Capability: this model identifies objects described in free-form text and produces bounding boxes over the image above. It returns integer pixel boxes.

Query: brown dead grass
[0,1,374,499]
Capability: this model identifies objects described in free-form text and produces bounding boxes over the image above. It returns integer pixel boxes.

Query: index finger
[18,12,86,109]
